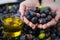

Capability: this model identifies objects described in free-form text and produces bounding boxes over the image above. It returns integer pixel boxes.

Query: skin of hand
[19,0,60,29]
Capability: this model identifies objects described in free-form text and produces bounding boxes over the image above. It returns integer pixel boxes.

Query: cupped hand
[19,1,39,29]
[38,5,60,29]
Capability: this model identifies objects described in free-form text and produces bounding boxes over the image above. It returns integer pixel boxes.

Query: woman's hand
[38,4,60,29]
[19,0,60,29]
[19,1,39,29]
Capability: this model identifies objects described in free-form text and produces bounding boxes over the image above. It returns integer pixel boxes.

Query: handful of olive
[25,6,56,24]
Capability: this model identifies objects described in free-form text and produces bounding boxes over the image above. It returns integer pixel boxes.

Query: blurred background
[0,0,24,4]
[0,0,60,5]
[55,0,60,6]
[0,0,60,7]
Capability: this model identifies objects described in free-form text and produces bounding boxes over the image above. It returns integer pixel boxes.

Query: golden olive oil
[2,17,23,38]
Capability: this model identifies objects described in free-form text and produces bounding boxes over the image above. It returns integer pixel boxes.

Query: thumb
[19,3,26,17]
